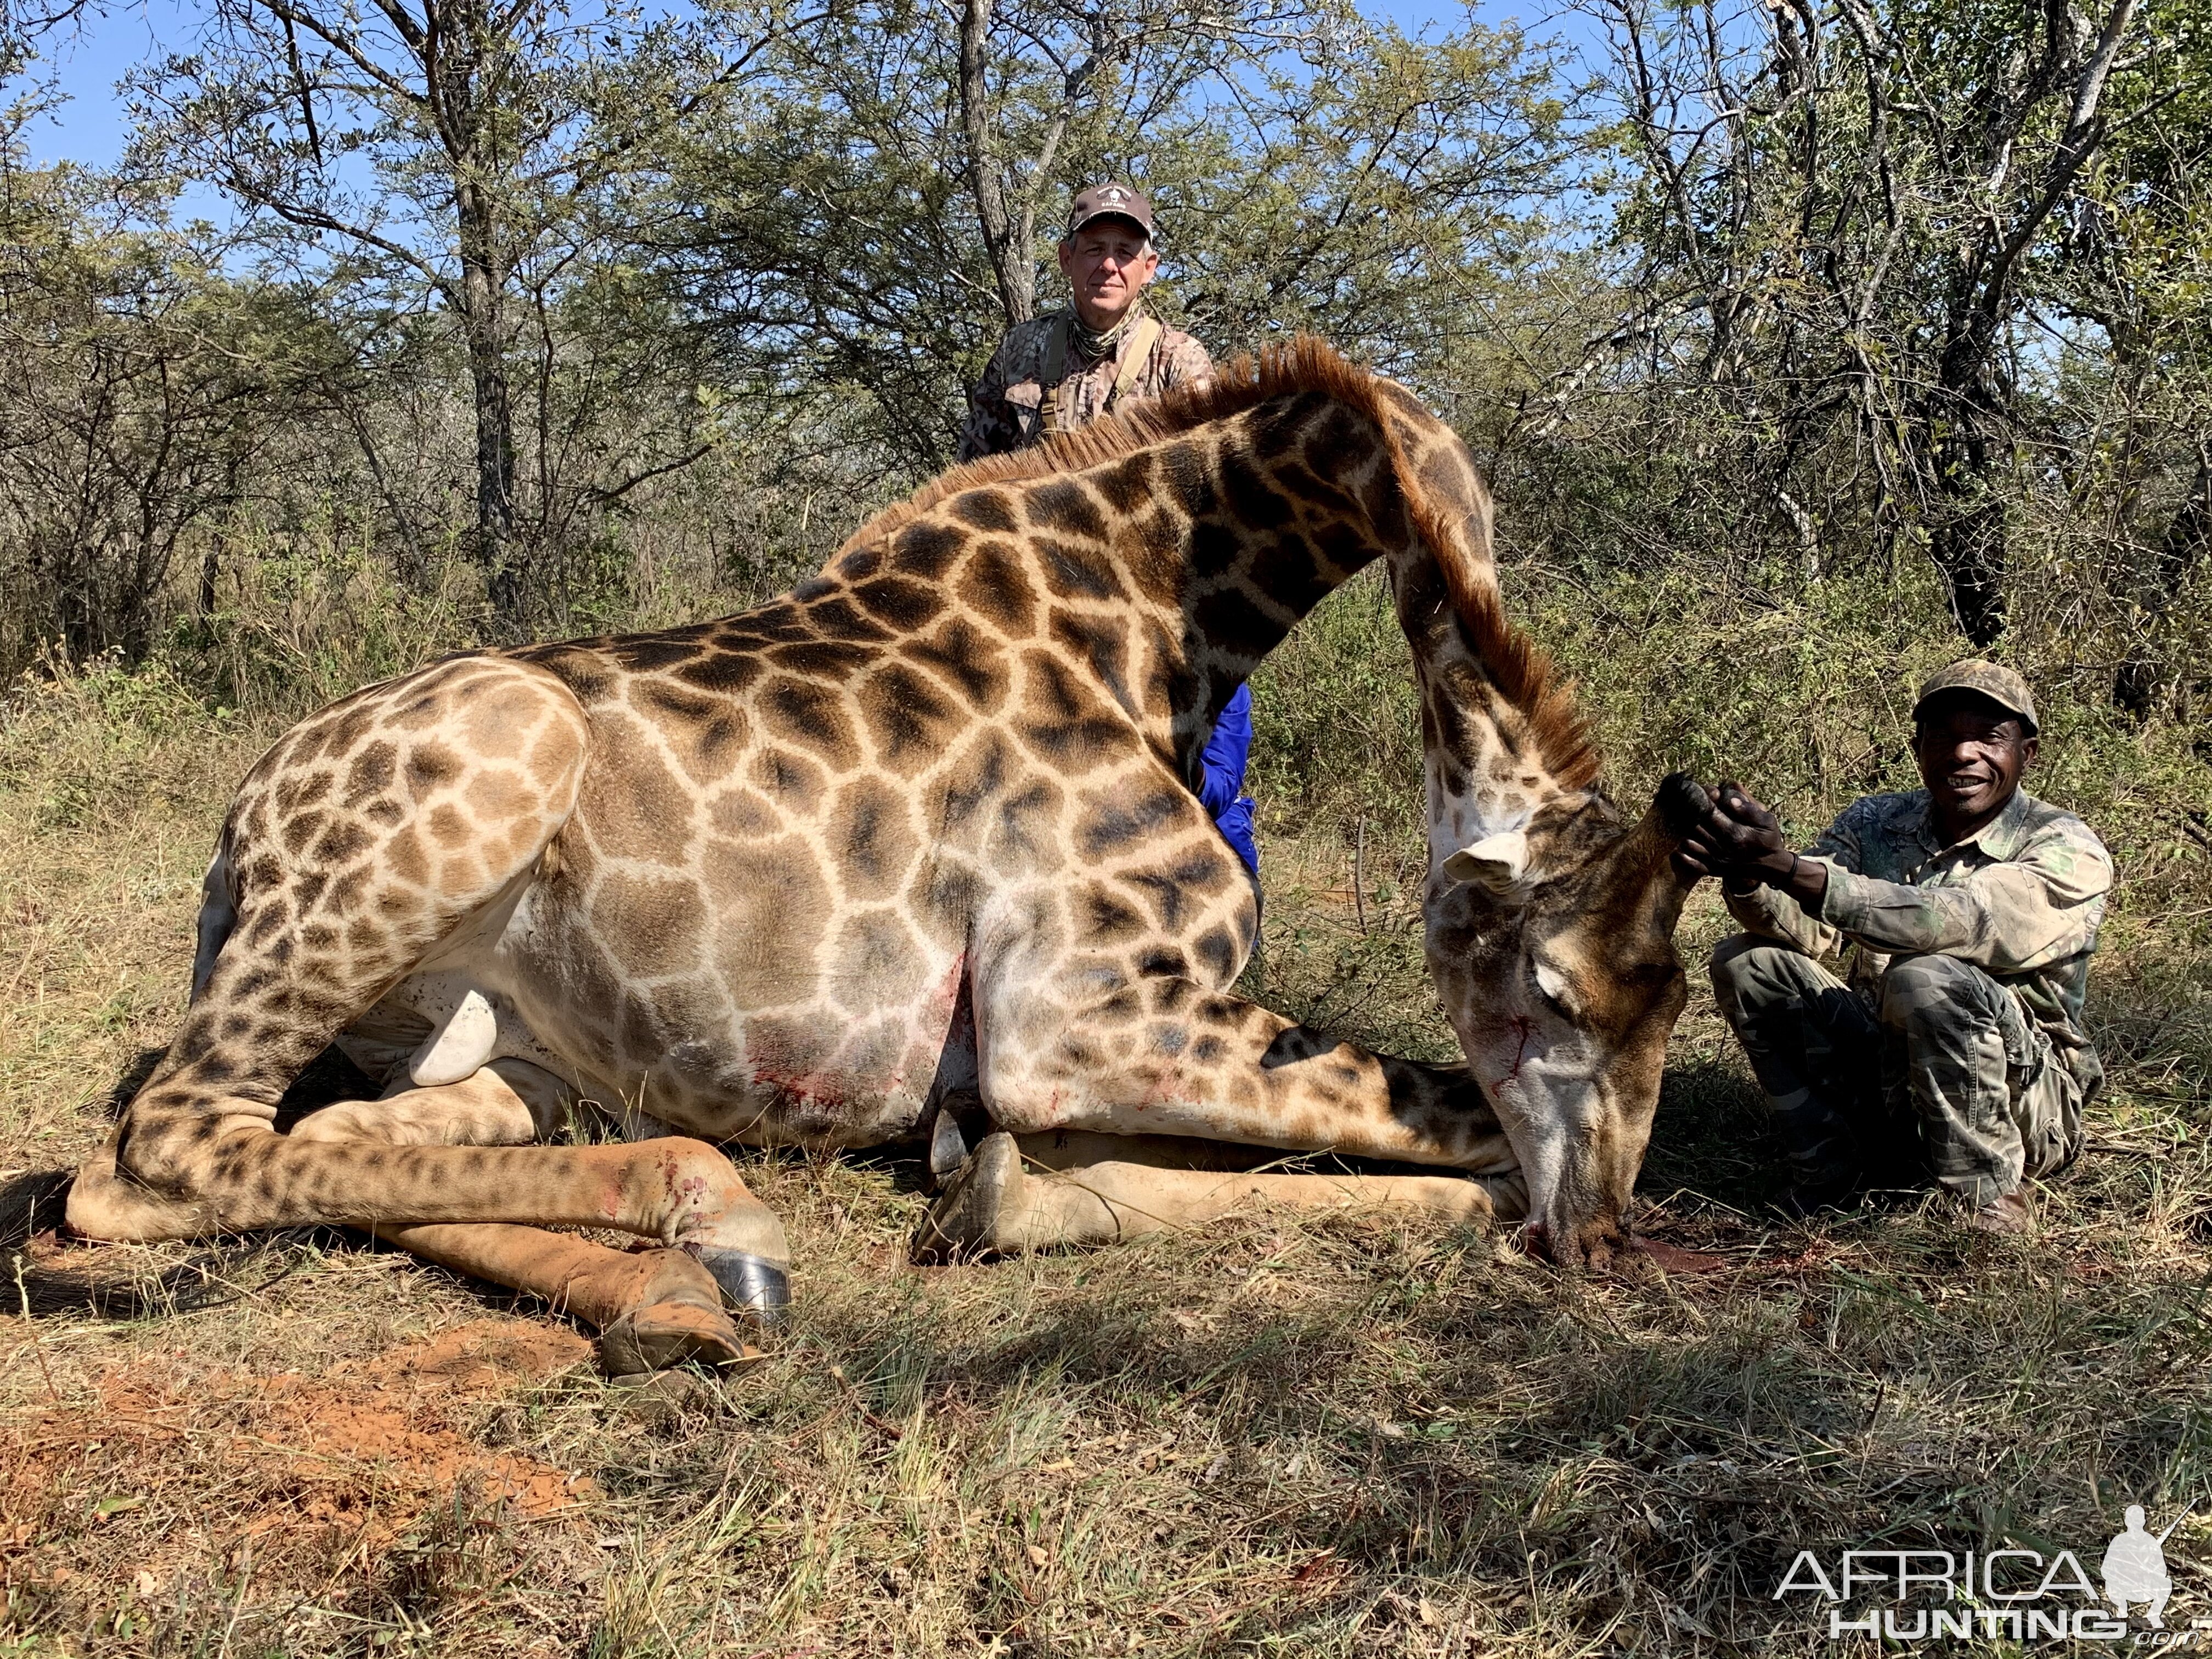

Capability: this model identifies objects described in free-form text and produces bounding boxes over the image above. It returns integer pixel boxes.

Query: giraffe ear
[1443,831,1531,894]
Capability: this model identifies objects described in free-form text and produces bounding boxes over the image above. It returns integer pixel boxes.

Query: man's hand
[1670,781,1828,911]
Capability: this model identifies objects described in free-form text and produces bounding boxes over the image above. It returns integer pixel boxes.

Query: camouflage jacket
[1727,788,2114,1093]
[957,308,1213,462]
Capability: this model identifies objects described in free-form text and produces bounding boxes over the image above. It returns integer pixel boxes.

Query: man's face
[1057,219,1159,330]
[1912,694,2036,832]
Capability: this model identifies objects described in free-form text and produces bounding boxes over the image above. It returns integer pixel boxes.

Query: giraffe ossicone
[58,337,1701,1373]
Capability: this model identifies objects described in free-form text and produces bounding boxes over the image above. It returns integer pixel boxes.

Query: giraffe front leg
[977,975,1517,1169]
[916,1130,1525,1258]
[925,975,1523,1256]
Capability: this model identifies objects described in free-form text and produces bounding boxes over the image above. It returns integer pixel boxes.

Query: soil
[4,1318,597,1605]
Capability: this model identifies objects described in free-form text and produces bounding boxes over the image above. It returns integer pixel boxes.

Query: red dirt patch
[4,1318,598,1604]
[1628,1234,1731,1273]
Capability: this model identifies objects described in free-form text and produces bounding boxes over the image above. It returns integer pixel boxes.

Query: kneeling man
[1677,661,2112,1231]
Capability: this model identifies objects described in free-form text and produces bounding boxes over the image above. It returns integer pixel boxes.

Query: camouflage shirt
[957,308,1214,462]
[1726,787,2114,1093]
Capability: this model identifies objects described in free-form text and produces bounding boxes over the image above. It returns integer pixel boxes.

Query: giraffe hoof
[912,1131,1020,1262]
[602,1248,768,1376]
[601,1299,764,1378]
[685,1246,792,1329]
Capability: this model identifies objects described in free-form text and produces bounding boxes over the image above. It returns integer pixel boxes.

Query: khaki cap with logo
[1912,659,2039,735]
[1067,182,1156,241]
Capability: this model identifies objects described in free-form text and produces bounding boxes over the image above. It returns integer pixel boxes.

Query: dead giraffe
[61,338,1700,1374]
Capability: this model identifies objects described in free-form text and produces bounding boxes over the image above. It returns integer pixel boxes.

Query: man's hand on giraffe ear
[1673,779,1797,889]
[1667,775,1723,884]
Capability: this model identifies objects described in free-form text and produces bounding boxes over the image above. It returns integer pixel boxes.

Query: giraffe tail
[189,833,238,1005]
[1,1168,279,1318]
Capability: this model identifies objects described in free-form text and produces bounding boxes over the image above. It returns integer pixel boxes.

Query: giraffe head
[1368,394,1701,1268]
[1425,776,1702,1268]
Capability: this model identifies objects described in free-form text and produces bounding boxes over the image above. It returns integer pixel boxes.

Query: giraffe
[57,338,1701,1374]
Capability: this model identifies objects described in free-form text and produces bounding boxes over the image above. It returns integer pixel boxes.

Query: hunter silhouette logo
[1776,1503,2204,1643]
[2104,1503,2192,1628]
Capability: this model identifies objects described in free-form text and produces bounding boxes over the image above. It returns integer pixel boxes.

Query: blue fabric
[1199,682,1259,872]
[1214,796,1259,873]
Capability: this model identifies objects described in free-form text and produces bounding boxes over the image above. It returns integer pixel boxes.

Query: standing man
[957,183,1212,462]
[958,183,1256,874]
[1675,661,2113,1232]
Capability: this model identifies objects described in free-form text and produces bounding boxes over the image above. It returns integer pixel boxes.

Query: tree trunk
[1929,462,2008,648]
[443,0,523,635]
[1916,0,2140,652]
[1928,314,2008,647]
[958,0,1034,330]
[199,535,221,622]
[456,180,520,630]
[2115,454,2211,718]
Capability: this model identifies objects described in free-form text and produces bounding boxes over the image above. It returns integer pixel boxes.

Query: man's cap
[1067,182,1155,241]
[1912,659,2039,735]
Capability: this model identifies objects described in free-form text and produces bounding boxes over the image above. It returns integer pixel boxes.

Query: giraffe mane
[839,334,1599,792]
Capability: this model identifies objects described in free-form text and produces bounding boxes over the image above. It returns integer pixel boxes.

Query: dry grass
[6,650,2212,1657]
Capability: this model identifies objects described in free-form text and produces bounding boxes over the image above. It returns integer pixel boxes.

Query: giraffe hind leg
[250,1059,758,1373]
[299,1061,759,1374]
[67,1063,757,1370]
[76,656,590,1242]
[61,1017,570,1243]
[304,1051,791,1323]
[378,1220,762,1376]
[57,833,247,1245]
[291,1056,570,1145]
[75,657,786,1327]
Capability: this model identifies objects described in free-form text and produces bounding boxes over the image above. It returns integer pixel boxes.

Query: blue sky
[18,0,1568,174]
[19,0,189,169]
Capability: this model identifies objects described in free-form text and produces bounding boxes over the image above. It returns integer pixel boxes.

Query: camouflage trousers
[1708,936,2083,1205]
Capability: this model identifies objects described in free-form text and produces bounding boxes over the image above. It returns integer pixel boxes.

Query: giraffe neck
[1146,399,1404,766]
[856,392,1408,786]
[834,365,1593,832]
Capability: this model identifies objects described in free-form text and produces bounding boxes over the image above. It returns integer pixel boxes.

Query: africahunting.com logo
[1777,1504,2202,1643]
